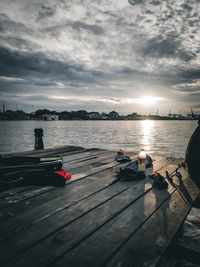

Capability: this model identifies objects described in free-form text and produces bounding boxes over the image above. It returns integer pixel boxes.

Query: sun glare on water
[140,120,155,152]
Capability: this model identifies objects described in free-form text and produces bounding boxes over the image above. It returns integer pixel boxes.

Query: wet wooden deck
[0,146,199,267]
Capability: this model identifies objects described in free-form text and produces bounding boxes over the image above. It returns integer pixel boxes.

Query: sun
[136,96,162,106]
[124,96,163,106]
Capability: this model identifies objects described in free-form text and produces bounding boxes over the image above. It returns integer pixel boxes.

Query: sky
[0,0,200,115]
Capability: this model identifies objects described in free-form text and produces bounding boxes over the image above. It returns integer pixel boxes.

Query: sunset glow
[136,96,162,106]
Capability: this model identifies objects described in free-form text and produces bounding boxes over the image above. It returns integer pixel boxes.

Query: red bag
[54,168,71,180]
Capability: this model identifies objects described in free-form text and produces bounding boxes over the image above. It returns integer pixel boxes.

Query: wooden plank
[0,148,103,194]
[164,169,199,207]
[179,177,200,203]
[63,151,117,171]
[58,148,101,158]
[0,186,55,210]
[0,154,172,222]
[0,157,172,264]
[2,145,84,158]
[0,149,107,205]
[63,153,138,184]
[0,153,140,224]
[175,207,200,264]
[0,154,136,237]
[28,146,86,157]
[105,172,199,267]
[52,170,190,267]
[0,152,166,206]
[0,179,139,264]
[61,149,108,163]
[165,156,184,165]
[1,185,156,267]
[0,186,35,200]
[0,149,109,177]
[1,152,149,239]
[1,162,179,266]
[104,190,189,267]
[0,156,172,236]
[0,151,118,209]
[51,187,179,267]
[0,146,188,267]
[0,172,114,239]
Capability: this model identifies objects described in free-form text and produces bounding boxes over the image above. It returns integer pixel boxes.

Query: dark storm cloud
[142,33,196,61]
[0,13,31,35]
[37,5,55,20]
[128,0,145,5]
[150,1,161,6]
[142,34,180,58]
[0,35,41,51]
[0,46,105,84]
[70,21,104,35]
[177,69,200,81]
[172,84,200,93]
[0,12,40,52]
[155,67,200,88]
[43,20,104,37]
[176,92,200,105]
[181,3,193,12]
[23,94,51,102]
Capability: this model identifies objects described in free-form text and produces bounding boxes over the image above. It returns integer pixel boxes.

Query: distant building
[15,110,30,120]
[108,111,120,120]
[126,112,138,120]
[17,114,30,120]
[88,112,100,119]
[171,114,179,118]
[148,115,161,120]
[101,113,109,120]
[0,110,30,120]
[42,114,59,120]
[132,113,137,117]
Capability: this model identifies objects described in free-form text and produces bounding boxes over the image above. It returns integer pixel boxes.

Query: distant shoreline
[1,109,199,121]
[0,118,198,121]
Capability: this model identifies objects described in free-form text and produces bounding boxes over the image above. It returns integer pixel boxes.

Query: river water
[0,120,197,158]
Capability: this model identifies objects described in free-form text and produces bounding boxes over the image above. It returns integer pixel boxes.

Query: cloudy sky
[0,0,200,114]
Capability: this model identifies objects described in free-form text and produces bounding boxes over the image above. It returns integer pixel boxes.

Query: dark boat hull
[186,119,200,188]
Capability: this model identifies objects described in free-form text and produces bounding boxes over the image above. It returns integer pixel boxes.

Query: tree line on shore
[0,108,198,120]
[0,109,122,120]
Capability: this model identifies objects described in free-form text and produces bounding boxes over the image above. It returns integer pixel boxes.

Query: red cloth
[54,168,71,180]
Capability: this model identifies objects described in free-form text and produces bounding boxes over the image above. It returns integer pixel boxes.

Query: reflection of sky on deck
[140,120,155,153]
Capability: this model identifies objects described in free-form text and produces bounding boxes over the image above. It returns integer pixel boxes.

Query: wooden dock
[0,146,199,267]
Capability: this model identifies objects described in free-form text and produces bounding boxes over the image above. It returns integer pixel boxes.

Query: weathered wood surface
[175,207,200,265]
[0,146,199,267]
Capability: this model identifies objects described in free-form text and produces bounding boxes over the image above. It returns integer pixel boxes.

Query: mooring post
[34,128,44,150]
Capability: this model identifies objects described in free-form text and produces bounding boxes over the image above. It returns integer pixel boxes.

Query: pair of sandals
[115,149,131,163]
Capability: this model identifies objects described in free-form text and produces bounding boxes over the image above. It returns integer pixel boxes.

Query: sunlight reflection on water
[140,120,155,153]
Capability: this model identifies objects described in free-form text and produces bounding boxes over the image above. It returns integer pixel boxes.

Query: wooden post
[34,128,44,150]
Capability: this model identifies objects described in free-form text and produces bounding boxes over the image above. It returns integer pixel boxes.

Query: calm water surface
[0,120,197,158]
